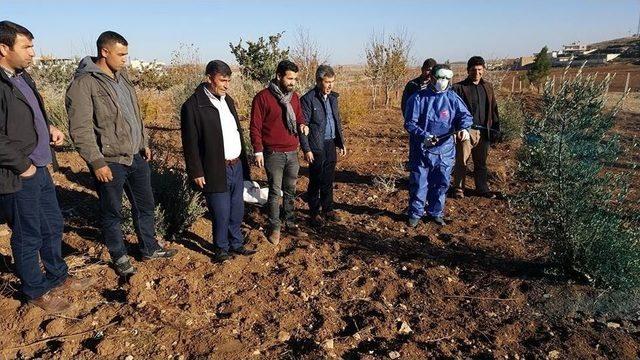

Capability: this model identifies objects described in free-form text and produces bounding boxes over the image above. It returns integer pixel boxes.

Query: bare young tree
[364,33,385,109]
[364,30,412,109]
[382,32,412,108]
[291,27,329,92]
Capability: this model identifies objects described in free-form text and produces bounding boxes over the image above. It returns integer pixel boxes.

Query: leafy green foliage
[229,32,289,84]
[516,71,640,289]
[122,162,205,242]
[527,46,551,90]
[497,96,526,142]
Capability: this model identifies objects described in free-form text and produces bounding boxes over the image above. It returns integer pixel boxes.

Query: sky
[3,0,639,66]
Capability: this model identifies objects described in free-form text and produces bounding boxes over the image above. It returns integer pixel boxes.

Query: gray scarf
[268,80,297,134]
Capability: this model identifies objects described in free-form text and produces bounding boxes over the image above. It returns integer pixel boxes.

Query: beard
[279,80,294,92]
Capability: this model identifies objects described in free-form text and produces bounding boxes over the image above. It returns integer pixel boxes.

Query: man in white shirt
[180,60,255,261]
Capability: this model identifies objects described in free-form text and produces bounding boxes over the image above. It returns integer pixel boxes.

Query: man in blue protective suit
[404,64,473,227]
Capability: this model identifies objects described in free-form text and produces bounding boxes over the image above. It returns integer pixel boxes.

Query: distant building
[562,42,588,53]
[514,41,622,69]
[130,59,166,71]
[33,57,76,67]
[515,56,535,69]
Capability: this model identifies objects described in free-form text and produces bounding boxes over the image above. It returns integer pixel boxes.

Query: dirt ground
[0,93,639,359]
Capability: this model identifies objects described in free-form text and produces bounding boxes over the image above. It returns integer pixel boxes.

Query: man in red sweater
[250,60,309,245]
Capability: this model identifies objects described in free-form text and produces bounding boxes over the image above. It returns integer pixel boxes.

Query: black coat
[299,87,345,154]
[451,78,500,141]
[0,69,56,194]
[180,83,250,193]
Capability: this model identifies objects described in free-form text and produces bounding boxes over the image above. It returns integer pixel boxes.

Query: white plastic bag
[243,181,269,205]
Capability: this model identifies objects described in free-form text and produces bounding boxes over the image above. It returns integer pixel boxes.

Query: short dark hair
[96,31,128,54]
[276,60,299,76]
[467,56,485,69]
[205,60,232,77]
[421,58,437,70]
[0,21,34,48]
[315,64,335,82]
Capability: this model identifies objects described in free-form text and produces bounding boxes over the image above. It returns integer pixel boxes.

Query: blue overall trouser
[407,141,455,219]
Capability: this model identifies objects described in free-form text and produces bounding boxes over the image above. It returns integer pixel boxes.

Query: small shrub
[38,84,72,147]
[497,95,525,142]
[339,86,369,126]
[137,88,174,126]
[515,71,640,289]
[30,61,75,88]
[129,62,172,91]
[373,174,398,193]
[122,162,206,242]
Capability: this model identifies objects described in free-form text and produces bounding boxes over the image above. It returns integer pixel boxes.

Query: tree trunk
[384,85,391,109]
[371,85,377,109]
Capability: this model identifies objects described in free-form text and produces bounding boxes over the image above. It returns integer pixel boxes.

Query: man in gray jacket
[66,31,176,276]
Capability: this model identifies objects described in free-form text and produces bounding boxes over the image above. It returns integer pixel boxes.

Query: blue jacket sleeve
[299,94,312,153]
[403,93,431,142]
[451,92,473,131]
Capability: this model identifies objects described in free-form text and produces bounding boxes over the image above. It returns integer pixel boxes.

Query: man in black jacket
[300,65,346,227]
[451,56,501,198]
[401,58,436,114]
[180,60,255,261]
[0,21,94,313]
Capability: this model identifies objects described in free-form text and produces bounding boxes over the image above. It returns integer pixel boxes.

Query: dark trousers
[96,154,160,261]
[0,167,68,299]
[264,150,299,230]
[307,140,337,215]
[204,162,245,252]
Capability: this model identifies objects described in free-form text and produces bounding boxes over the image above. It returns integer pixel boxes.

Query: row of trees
[229,29,412,109]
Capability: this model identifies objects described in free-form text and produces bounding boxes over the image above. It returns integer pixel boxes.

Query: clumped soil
[1,100,639,359]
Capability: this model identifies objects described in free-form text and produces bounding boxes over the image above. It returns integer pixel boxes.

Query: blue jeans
[203,162,245,252]
[0,167,68,299]
[264,150,300,230]
[95,154,161,260]
[307,140,337,215]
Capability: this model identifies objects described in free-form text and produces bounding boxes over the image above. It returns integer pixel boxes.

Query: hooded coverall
[404,87,473,220]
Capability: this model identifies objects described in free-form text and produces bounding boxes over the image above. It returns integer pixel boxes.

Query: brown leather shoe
[285,225,308,238]
[55,276,97,293]
[308,214,324,228]
[267,229,281,245]
[29,292,71,313]
[450,189,465,199]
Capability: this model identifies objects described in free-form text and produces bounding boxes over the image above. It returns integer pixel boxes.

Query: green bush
[497,95,525,142]
[129,62,172,91]
[38,84,72,148]
[122,162,205,242]
[515,71,640,289]
[229,32,289,84]
[30,61,75,88]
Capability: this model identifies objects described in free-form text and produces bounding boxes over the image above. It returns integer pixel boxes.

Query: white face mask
[435,78,449,92]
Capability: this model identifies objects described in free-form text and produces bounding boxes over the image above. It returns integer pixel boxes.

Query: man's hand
[49,126,65,146]
[194,177,206,189]
[339,146,347,157]
[254,153,264,169]
[299,124,309,136]
[457,129,470,142]
[142,147,152,161]
[20,164,37,178]
[94,165,113,182]
[305,151,315,164]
